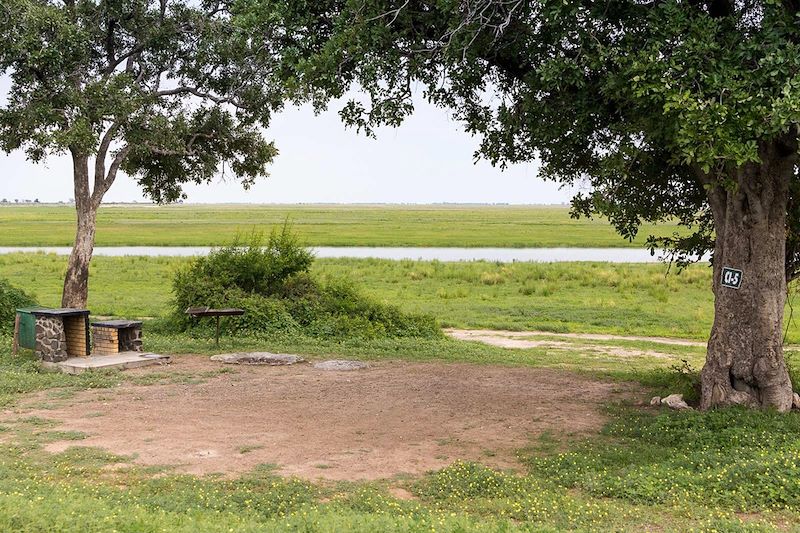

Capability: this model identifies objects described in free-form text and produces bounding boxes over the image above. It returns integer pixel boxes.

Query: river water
[0,246,709,263]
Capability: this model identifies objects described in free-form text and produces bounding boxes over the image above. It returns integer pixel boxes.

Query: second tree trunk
[701,153,795,411]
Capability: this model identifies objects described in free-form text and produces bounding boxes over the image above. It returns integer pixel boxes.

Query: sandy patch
[446,328,706,347]
[447,329,697,359]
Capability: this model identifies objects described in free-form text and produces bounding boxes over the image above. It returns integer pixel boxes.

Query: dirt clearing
[10,356,635,481]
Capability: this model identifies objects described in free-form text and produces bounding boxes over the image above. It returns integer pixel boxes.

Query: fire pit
[91,320,143,355]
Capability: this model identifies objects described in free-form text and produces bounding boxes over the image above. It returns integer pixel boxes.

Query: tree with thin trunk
[0,0,292,308]
[263,0,800,410]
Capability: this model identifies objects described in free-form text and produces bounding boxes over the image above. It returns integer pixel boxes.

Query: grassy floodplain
[0,203,684,247]
[0,252,723,396]
[3,213,800,531]
[3,252,793,342]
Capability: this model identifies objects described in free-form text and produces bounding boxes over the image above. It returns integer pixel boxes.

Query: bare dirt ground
[446,328,707,347]
[6,356,636,481]
[446,328,704,359]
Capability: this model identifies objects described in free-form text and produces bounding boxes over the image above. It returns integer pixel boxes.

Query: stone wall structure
[35,316,68,362]
[31,309,90,362]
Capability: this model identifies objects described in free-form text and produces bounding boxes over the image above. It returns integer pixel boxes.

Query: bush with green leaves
[172,228,313,314]
[170,228,439,339]
[0,279,36,334]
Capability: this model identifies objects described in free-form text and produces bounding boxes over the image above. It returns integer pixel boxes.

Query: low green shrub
[0,279,36,334]
[169,227,439,339]
[172,227,313,316]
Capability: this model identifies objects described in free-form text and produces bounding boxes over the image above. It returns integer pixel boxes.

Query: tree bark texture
[701,142,796,411]
[61,152,97,309]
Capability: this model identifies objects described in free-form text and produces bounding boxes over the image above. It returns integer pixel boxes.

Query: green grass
[2,251,724,407]
[316,258,725,340]
[0,341,123,408]
[0,253,179,318]
[0,204,684,247]
[7,252,800,342]
[530,408,800,512]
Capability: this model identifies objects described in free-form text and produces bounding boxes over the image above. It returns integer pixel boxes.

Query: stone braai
[91,320,143,355]
[34,315,68,362]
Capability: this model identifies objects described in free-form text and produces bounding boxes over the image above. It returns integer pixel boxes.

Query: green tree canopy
[269,0,800,268]
[0,0,292,202]
[0,0,303,306]
[256,0,800,410]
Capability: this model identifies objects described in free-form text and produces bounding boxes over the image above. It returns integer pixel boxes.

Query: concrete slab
[42,352,170,375]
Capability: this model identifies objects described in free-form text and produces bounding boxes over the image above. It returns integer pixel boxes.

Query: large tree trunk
[701,143,796,411]
[61,152,97,308]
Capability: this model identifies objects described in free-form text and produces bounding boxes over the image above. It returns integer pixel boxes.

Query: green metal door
[16,308,43,350]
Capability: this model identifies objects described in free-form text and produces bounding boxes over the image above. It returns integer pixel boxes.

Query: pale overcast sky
[0,75,578,204]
